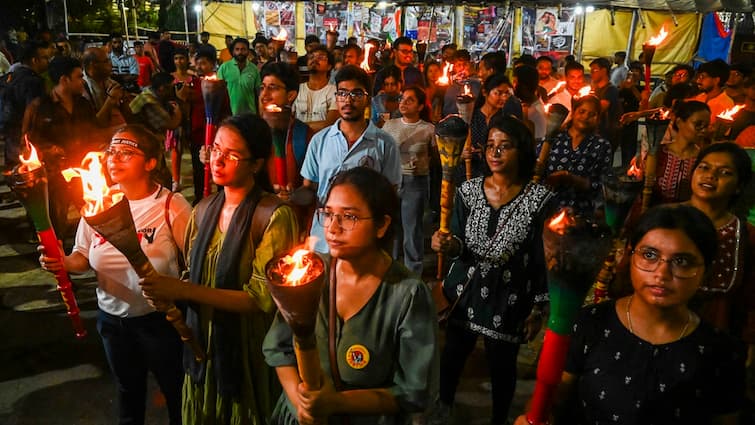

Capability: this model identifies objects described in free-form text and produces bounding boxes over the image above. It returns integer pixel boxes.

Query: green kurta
[263,259,439,425]
[183,205,299,425]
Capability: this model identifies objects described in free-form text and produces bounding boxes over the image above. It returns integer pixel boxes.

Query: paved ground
[0,149,540,424]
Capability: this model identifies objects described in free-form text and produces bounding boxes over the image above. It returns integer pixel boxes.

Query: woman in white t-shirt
[382,86,436,276]
[39,124,192,425]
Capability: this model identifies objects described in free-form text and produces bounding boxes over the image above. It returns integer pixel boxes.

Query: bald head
[82,47,111,81]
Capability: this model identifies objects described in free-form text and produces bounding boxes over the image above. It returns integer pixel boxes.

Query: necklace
[626,295,692,342]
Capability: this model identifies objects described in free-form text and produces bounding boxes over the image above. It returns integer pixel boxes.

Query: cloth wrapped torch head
[435,115,468,181]
[201,78,228,122]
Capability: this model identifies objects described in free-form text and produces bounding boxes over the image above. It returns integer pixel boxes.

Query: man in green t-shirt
[217,37,260,115]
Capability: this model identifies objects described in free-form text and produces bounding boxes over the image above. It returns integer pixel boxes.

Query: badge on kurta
[345,344,370,369]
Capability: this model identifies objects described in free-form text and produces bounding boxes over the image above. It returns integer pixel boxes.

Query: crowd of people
[0,26,753,425]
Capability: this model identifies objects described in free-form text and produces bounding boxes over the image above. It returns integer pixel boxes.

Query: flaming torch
[360,42,375,73]
[434,115,468,278]
[262,104,294,193]
[266,249,326,390]
[589,167,644,304]
[456,83,475,180]
[63,153,205,361]
[533,103,569,183]
[10,139,87,339]
[546,81,566,100]
[200,74,228,198]
[271,28,288,55]
[525,208,610,425]
[713,104,745,141]
[641,26,669,109]
[641,108,671,214]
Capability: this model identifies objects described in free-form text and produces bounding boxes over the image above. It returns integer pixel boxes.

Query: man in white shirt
[293,45,339,132]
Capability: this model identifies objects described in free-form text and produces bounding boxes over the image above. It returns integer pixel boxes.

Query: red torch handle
[642,64,652,110]
[38,228,87,339]
[203,121,217,198]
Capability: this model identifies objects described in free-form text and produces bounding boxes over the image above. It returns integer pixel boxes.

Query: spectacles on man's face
[335,89,368,101]
[210,145,251,164]
[631,247,703,279]
[397,48,413,55]
[105,148,144,162]
[316,209,372,231]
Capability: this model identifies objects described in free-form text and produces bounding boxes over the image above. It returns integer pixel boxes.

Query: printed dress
[445,178,552,342]
[564,301,746,424]
[263,260,438,425]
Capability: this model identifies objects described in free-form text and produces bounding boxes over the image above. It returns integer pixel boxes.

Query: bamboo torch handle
[641,153,658,214]
[203,119,215,198]
[464,129,473,181]
[295,334,322,390]
[533,140,552,183]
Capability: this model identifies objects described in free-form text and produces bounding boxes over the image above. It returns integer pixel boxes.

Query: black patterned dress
[563,301,746,424]
[444,178,553,342]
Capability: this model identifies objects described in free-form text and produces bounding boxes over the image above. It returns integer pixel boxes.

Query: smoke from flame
[62,152,124,217]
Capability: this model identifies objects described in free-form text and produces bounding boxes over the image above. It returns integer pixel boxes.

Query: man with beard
[22,56,104,237]
[217,37,260,115]
[692,59,734,123]
[293,45,338,132]
[373,36,424,95]
[108,33,138,91]
[297,65,401,254]
[590,57,622,149]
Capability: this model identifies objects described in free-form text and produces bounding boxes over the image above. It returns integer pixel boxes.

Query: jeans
[399,175,428,276]
[440,322,520,425]
[97,310,184,425]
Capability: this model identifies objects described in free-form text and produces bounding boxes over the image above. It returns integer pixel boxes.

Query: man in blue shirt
[109,33,138,91]
[299,65,401,254]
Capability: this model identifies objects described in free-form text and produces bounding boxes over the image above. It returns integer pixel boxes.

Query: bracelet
[448,234,464,260]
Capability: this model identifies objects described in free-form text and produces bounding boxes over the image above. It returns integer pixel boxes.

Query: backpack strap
[251,193,285,247]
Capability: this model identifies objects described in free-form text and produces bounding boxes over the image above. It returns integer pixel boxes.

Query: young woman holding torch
[515,205,747,425]
[263,166,438,425]
[139,113,300,424]
[38,124,191,425]
[430,115,552,424]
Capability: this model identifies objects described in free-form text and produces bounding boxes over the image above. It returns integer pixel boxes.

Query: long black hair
[219,113,274,193]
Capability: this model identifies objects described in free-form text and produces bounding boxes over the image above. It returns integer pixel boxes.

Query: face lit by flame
[18,136,42,173]
[646,25,669,46]
[717,104,745,121]
[280,249,312,286]
[548,210,576,236]
[435,62,453,86]
[626,157,643,180]
[62,152,124,216]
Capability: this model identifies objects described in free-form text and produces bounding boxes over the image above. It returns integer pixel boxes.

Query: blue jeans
[398,175,428,276]
[97,310,183,425]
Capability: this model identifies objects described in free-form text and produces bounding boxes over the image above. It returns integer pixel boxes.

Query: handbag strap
[446,183,531,309]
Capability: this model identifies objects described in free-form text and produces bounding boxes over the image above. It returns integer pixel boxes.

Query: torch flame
[328,23,335,32]
[273,28,288,42]
[547,81,566,97]
[18,135,42,173]
[660,108,670,120]
[462,83,472,97]
[282,249,312,286]
[547,210,576,236]
[360,43,374,72]
[62,152,124,217]
[626,157,643,180]
[717,104,745,121]
[265,104,283,113]
[435,62,453,86]
[544,103,552,113]
[577,86,592,98]
[646,25,669,46]
[202,73,219,81]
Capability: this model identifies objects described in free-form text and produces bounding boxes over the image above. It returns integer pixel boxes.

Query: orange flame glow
[544,103,552,113]
[577,86,592,98]
[660,108,670,120]
[626,157,643,180]
[547,210,576,236]
[436,61,453,86]
[265,104,283,113]
[717,104,745,121]
[646,25,669,46]
[281,249,312,286]
[360,43,374,72]
[273,28,288,42]
[18,136,42,173]
[203,73,219,81]
[462,83,472,97]
[547,81,566,97]
[62,152,124,217]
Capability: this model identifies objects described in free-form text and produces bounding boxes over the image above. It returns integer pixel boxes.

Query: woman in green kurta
[263,167,438,425]
[140,113,299,424]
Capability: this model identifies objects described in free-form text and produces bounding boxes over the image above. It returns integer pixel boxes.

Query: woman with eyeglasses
[382,85,436,276]
[685,143,755,361]
[431,115,552,424]
[515,205,746,425]
[139,113,300,424]
[38,124,192,425]
[371,65,403,128]
[544,94,612,219]
[263,166,438,425]
[454,73,513,185]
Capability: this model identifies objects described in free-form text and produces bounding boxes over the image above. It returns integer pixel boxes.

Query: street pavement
[0,149,539,424]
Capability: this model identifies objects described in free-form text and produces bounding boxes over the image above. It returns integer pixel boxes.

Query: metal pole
[122,1,130,43]
[132,0,139,39]
[626,10,639,65]
[183,0,191,43]
[62,0,69,36]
